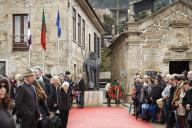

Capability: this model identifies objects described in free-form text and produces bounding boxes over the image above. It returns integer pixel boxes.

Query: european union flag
[56,10,61,37]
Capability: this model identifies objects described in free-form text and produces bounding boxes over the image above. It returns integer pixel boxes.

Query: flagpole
[57,37,60,75]
[56,10,61,75]
[43,49,45,74]
[29,49,31,68]
[43,0,45,75]
[28,12,31,68]
[28,0,31,69]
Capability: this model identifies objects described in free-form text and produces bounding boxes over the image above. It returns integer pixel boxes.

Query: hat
[65,71,70,75]
[23,69,34,77]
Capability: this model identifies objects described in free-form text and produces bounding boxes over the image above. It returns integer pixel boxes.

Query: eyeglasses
[0,83,6,89]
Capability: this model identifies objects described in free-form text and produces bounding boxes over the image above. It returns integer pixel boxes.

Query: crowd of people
[131,71,192,128]
[1,67,192,128]
[0,67,85,128]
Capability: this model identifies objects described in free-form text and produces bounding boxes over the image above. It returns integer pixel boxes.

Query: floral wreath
[108,81,123,99]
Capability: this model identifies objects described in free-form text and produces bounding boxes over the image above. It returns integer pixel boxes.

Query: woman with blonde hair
[32,80,51,128]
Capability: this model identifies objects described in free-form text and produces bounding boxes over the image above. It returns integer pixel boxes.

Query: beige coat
[176,92,186,116]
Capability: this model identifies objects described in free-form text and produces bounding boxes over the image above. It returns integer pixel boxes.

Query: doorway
[169,61,189,74]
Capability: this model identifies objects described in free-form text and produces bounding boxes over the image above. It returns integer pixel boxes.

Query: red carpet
[67,106,153,128]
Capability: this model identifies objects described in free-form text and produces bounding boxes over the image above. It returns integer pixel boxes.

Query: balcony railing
[12,35,28,51]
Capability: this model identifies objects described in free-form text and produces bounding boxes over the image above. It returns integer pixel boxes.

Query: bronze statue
[84,52,100,90]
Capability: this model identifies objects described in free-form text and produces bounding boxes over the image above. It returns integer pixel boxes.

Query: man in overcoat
[76,74,85,108]
[16,69,40,128]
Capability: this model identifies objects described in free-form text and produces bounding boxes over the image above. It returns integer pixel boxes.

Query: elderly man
[16,69,40,128]
[34,67,52,107]
[187,71,192,80]
[50,76,61,113]
[76,74,85,108]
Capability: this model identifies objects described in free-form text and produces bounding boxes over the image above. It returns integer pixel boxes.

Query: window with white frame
[82,19,85,48]
[13,14,28,51]
[78,14,81,45]
[72,8,76,41]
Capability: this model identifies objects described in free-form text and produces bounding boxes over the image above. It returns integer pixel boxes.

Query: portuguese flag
[41,9,46,51]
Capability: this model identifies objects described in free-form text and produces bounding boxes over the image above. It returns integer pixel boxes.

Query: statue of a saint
[84,52,100,90]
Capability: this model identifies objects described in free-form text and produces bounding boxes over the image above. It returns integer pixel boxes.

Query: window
[72,8,76,41]
[0,61,6,75]
[82,19,85,48]
[97,37,100,58]
[94,32,97,53]
[78,14,81,45]
[89,34,91,52]
[13,14,28,51]
[94,33,100,58]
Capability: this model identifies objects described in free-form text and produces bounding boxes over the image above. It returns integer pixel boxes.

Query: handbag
[187,110,192,123]
[72,90,79,96]
[37,116,49,128]
[156,98,164,109]
[49,116,62,128]
[149,104,156,113]
[141,103,149,110]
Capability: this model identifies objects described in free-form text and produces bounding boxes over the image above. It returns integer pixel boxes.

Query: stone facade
[109,0,192,87]
[0,0,104,78]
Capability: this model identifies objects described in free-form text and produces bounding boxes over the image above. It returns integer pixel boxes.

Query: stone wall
[110,1,192,87]
[0,0,103,77]
[111,36,128,84]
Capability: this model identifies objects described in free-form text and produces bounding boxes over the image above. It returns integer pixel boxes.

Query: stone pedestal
[84,91,103,106]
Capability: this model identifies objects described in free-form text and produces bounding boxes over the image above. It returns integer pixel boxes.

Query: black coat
[182,89,192,109]
[0,107,16,128]
[143,85,152,103]
[77,79,85,92]
[10,84,17,100]
[42,76,53,104]
[151,85,162,101]
[59,89,71,111]
[38,99,50,116]
[50,85,60,112]
[15,82,40,121]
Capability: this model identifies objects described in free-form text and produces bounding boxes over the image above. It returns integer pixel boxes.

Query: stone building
[0,0,105,77]
[109,0,192,86]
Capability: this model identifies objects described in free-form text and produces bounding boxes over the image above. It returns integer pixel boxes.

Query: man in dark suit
[16,69,40,128]
[49,76,61,113]
[77,74,85,108]
[35,67,53,106]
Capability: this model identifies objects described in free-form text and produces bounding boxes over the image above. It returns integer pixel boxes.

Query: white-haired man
[50,76,61,113]
[34,67,53,107]
[187,71,192,80]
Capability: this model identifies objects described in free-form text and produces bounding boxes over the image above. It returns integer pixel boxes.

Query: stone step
[84,91,103,106]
